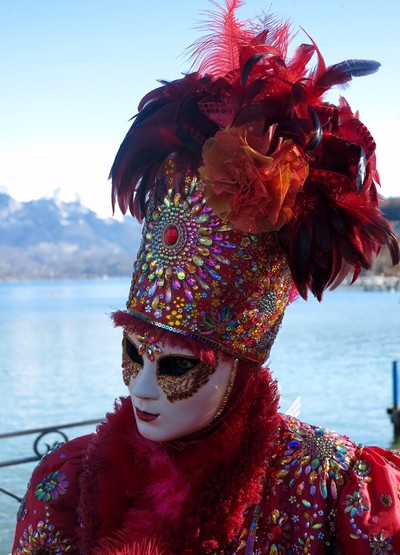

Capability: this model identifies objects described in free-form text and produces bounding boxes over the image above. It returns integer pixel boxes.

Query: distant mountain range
[0,193,142,280]
[0,193,399,281]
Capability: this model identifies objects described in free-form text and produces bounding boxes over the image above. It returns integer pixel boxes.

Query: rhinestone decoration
[16,493,28,522]
[257,290,277,315]
[276,417,354,500]
[137,333,163,361]
[34,471,69,503]
[236,413,400,554]
[344,490,370,517]
[122,359,141,386]
[369,530,394,554]
[165,224,179,246]
[132,175,234,309]
[380,494,393,508]
[126,156,294,362]
[303,434,337,459]
[15,520,74,554]
[353,459,371,477]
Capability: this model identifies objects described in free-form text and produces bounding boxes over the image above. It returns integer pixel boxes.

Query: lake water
[1,279,399,552]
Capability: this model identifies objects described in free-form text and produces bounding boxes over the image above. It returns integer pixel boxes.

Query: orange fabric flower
[199,127,309,233]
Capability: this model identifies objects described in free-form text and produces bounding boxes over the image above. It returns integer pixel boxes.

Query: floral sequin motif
[344,490,370,517]
[201,306,238,340]
[353,459,371,478]
[276,416,354,500]
[369,530,394,554]
[137,333,163,361]
[34,471,69,502]
[132,177,235,310]
[380,494,393,508]
[15,520,74,554]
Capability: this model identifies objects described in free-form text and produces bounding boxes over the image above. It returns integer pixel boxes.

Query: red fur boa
[78,366,279,554]
[92,536,165,555]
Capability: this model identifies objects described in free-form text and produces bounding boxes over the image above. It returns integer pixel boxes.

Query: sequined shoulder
[272,414,358,500]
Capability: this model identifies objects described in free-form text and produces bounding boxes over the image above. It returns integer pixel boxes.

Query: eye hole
[158,356,201,377]
[123,336,143,365]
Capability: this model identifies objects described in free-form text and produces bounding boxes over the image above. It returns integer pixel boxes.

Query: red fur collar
[79,368,279,554]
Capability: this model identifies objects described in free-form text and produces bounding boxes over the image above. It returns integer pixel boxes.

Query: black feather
[306,107,323,151]
[317,59,381,89]
[241,52,275,86]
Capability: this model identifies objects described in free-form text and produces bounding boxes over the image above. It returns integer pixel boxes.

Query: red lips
[135,408,159,422]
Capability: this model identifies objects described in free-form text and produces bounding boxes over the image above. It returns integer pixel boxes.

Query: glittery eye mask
[122,334,216,402]
[122,334,143,386]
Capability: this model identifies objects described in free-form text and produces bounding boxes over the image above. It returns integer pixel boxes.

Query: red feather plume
[278,172,399,300]
[110,0,399,299]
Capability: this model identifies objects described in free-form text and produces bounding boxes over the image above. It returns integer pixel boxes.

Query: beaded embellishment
[126,157,294,363]
[157,356,216,402]
[34,471,69,503]
[15,521,74,554]
[276,416,355,500]
[137,333,163,361]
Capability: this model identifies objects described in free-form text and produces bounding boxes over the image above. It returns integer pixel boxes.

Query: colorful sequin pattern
[13,442,80,555]
[34,471,69,503]
[12,411,400,554]
[127,156,294,362]
[15,521,74,554]
[157,358,216,402]
[230,415,400,555]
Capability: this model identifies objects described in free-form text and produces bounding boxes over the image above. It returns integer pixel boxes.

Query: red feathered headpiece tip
[185,0,291,79]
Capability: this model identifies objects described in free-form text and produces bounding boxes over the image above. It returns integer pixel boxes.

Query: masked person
[11,2,400,554]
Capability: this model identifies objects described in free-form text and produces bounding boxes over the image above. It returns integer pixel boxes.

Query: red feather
[186,1,290,79]
[110,0,399,298]
[92,537,165,555]
[187,0,248,77]
[278,173,400,300]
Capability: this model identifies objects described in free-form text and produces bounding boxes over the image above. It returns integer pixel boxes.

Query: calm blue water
[1,279,399,551]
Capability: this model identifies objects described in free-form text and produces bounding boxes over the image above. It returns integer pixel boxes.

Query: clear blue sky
[1,0,399,217]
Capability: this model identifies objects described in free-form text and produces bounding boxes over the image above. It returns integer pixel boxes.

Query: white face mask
[122,331,236,442]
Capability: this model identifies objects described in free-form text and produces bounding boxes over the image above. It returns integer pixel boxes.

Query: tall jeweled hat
[110,1,399,363]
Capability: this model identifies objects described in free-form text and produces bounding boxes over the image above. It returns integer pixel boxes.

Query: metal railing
[0,418,102,501]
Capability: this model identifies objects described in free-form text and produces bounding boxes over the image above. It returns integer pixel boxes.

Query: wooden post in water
[387,361,400,446]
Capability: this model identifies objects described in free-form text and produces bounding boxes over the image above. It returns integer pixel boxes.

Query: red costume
[12,1,400,553]
[12,390,400,554]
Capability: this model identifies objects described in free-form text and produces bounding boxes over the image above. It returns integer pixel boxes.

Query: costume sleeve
[11,434,91,555]
[336,445,400,553]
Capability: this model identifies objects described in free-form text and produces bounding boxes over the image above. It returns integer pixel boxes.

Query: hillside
[0,193,142,280]
[0,193,399,281]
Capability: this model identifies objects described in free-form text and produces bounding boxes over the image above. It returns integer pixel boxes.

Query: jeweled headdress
[110,1,399,362]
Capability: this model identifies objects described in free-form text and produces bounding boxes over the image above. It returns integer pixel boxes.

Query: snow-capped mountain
[0,193,142,280]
